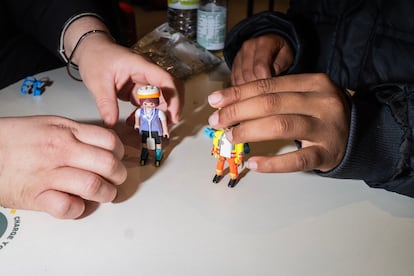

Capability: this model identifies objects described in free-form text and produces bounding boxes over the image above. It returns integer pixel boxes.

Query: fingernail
[208,111,219,126]
[246,159,257,170]
[208,92,223,106]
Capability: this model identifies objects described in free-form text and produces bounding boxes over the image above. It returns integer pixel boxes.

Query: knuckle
[101,153,119,176]
[220,104,239,124]
[262,93,280,114]
[82,174,103,198]
[40,121,79,159]
[295,151,312,171]
[52,199,75,219]
[256,78,272,94]
[296,149,323,171]
[230,85,243,102]
[233,75,244,86]
[295,152,309,171]
[40,133,71,158]
[253,63,268,78]
[241,68,253,81]
[273,116,292,134]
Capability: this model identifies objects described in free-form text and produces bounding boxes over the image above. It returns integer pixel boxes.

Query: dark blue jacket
[224,0,414,197]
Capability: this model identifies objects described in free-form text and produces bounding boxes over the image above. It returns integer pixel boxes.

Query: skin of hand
[0,116,127,219]
[65,16,184,127]
[231,34,294,85]
[207,73,351,173]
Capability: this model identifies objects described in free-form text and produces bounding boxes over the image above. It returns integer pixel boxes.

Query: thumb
[35,190,85,219]
[81,71,120,127]
[93,90,119,127]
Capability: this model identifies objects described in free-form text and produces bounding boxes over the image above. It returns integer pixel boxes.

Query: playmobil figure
[134,85,169,167]
[211,128,245,188]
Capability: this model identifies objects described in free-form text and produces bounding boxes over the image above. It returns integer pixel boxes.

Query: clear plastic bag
[131,23,222,80]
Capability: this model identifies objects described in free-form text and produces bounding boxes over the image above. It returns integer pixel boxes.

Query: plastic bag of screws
[131,23,222,80]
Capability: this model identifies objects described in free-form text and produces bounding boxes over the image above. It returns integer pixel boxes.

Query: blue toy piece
[203,127,216,139]
[20,76,46,96]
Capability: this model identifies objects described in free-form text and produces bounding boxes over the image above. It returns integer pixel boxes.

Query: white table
[1,65,413,276]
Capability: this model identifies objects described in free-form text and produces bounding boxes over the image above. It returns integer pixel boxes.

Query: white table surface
[0,65,413,276]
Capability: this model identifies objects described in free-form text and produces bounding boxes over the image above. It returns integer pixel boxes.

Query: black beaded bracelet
[66,29,114,81]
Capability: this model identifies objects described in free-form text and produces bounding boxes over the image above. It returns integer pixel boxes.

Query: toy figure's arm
[134,108,141,130]
[234,143,245,165]
[161,119,169,139]
[211,145,220,157]
[158,110,169,138]
[211,131,220,157]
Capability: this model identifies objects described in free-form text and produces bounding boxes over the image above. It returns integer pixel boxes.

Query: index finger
[208,73,328,108]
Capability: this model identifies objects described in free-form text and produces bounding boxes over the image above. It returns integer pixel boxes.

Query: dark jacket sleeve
[318,84,414,197]
[223,9,414,198]
[3,0,118,60]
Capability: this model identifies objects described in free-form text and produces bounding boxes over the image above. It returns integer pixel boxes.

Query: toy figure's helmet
[135,85,161,105]
[136,85,160,99]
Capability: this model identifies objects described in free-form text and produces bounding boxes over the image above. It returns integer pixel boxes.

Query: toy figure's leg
[140,132,150,165]
[140,147,149,166]
[227,158,239,188]
[213,157,225,183]
[154,136,163,167]
[155,148,163,167]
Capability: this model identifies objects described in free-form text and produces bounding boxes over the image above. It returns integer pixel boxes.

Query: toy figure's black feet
[140,148,149,166]
[155,160,161,167]
[212,174,223,183]
[228,179,239,188]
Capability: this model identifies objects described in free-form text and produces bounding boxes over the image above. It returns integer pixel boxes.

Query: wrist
[71,30,114,66]
[63,15,110,63]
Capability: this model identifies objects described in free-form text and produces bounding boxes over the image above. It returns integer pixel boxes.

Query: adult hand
[0,116,127,219]
[231,34,293,85]
[207,74,350,173]
[65,16,184,127]
[77,37,184,127]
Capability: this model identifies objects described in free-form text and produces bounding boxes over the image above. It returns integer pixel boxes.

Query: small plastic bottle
[167,0,200,40]
[197,0,227,51]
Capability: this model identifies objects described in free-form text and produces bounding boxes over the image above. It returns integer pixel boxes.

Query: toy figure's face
[143,101,156,108]
[139,97,160,107]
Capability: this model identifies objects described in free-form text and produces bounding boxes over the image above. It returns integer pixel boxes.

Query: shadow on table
[112,71,233,203]
[80,114,414,221]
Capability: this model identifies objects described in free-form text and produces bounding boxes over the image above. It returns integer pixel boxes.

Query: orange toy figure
[211,128,245,188]
[134,85,169,167]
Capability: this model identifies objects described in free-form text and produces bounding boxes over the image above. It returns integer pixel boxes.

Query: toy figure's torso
[136,108,163,135]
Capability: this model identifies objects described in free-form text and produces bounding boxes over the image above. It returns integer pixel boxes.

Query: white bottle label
[197,9,227,50]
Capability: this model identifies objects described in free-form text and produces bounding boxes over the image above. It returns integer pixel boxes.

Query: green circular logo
[0,208,21,251]
[0,212,8,239]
